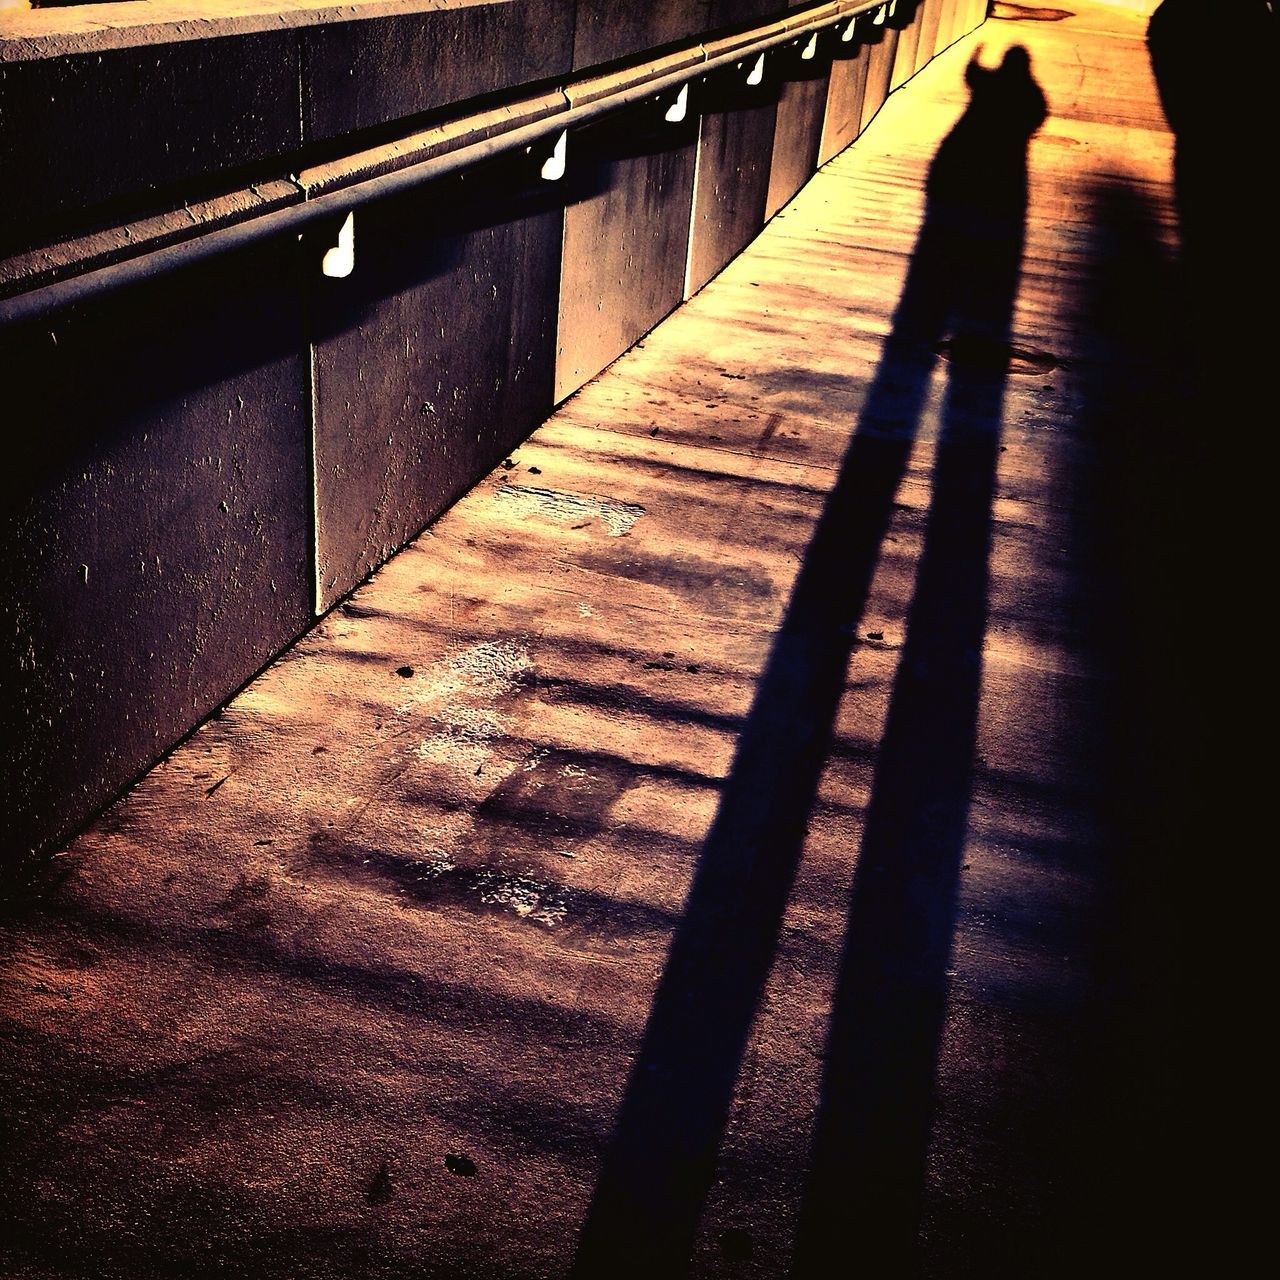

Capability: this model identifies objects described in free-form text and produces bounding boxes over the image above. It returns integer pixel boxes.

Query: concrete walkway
[1,5,1189,1277]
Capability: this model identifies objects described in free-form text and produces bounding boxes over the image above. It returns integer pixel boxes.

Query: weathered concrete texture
[1,2,1194,1278]
[915,0,945,71]
[764,37,832,218]
[0,1,548,59]
[571,0,788,72]
[945,0,988,56]
[818,35,870,166]
[311,151,564,609]
[686,65,780,297]
[555,102,699,402]
[859,18,900,130]
[0,30,300,254]
[0,240,311,871]
[572,0,702,70]
[302,1,575,144]
[935,0,958,50]
[891,0,925,90]
[0,178,305,300]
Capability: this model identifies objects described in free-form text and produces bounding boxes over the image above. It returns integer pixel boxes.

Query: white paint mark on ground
[446,640,532,696]
[396,640,531,716]
[476,870,567,927]
[395,639,533,771]
[404,855,568,927]
[416,851,457,876]
[494,485,645,537]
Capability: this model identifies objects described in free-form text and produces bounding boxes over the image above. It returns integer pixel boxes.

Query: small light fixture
[664,83,689,123]
[541,130,567,182]
[322,211,355,279]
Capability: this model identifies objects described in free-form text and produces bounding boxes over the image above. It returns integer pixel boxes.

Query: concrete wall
[0,0,986,872]
[572,1,786,70]
[765,29,835,218]
[311,152,566,608]
[555,99,701,401]
[0,240,312,866]
[687,61,781,295]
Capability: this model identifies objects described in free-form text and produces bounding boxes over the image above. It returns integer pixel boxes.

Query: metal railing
[0,0,904,325]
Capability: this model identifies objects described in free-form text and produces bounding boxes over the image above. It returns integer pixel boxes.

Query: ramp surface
[1,5,1191,1277]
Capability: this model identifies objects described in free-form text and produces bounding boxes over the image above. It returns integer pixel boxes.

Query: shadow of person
[1148,2,1277,284]
[571,48,1045,1280]
[1144,5,1277,1268]
[1147,1,1277,397]
[790,44,1045,1279]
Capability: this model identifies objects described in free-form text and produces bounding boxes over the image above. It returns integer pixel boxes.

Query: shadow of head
[916,41,1047,241]
[962,43,1048,139]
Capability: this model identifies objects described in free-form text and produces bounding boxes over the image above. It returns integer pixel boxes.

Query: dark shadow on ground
[1148,0,1277,423]
[789,45,1045,1276]
[1148,0,1277,344]
[1055,170,1187,1280]
[572,49,1046,1279]
[1137,4,1277,1266]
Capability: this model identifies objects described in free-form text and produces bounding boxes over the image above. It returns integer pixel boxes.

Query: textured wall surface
[819,32,871,166]
[0,31,300,255]
[572,0,790,71]
[0,242,311,866]
[687,64,780,297]
[916,0,945,71]
[555,103,700,401]
[861,19,901,131]
[303,2,575,143]
[311,154,564,609]
[891,2,925,91]
[765,36,833,218]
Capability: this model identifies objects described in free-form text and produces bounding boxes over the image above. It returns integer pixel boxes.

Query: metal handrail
[0,0,895,326]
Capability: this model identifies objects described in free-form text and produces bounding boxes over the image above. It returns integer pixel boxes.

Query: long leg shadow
[789,203,1024,1280]
[790,47,1044,1276]
[571,49,1046,1280]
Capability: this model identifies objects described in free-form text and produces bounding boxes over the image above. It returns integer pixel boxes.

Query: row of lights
[323,2,899,279]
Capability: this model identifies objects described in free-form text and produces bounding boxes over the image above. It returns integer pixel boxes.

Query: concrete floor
[1,4,1199,1276]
